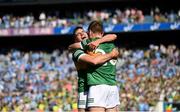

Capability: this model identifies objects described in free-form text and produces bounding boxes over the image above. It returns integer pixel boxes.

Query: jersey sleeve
[72,49,86,62]
[107,42,115,50]
[80,38,91,50]
[109,42,115,49]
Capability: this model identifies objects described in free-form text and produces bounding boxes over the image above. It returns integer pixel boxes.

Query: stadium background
[0,0,179,111]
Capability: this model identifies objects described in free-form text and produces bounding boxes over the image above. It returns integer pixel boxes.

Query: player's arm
[69,38,90,52]
[68,42,81,52]
[69,34,117,51]
[88,34,117,50]
[75,48,119,66]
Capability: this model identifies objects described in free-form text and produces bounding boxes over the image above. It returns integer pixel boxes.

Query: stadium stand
[0,7,180,29]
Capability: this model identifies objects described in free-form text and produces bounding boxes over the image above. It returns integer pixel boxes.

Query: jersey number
[95,49,117,66]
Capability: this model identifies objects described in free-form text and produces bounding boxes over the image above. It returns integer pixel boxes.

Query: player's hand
[88,40,100,50]
[110,48,119,58]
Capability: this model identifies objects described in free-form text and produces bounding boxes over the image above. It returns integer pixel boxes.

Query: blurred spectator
[39,12,46,27]
[0,8,179,29]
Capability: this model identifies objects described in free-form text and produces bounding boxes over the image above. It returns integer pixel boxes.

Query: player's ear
[89,30,92,37]
[101,32,104,36]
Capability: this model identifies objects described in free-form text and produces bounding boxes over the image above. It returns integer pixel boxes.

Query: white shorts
[78,92,88,109]
[87,84,120,109]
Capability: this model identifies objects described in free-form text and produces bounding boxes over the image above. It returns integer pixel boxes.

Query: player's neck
[89,32,103,38]
[91,34,102,38]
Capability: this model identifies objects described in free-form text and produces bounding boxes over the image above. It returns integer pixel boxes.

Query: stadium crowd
[0,50,77,112]
[116,44,180,111]
[0,44,179,111]
[0,7,180,29]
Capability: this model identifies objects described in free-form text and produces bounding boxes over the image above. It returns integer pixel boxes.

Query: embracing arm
[78,48,119,65]
[99,34,117,43]
[69,34,117,51]
[88,34,117,50]
[68,42,81,52]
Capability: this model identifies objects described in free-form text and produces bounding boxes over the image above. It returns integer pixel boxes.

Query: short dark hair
[88,21,103,34]
[73,26,83,36]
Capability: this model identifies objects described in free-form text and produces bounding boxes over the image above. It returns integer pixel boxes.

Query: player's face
[75,29,88,42]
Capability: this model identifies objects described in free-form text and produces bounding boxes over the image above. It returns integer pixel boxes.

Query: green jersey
[80,38,117,85]
[72,49,88,92]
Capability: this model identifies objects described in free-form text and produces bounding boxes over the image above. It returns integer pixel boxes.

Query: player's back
[87,42,117,86]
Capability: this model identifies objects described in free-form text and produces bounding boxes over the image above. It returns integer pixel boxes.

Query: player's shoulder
[72,49,85,61]
[81,38,91,45]
[99,42,115,47]
[73,48,84,54]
